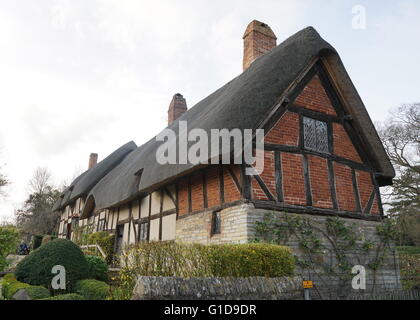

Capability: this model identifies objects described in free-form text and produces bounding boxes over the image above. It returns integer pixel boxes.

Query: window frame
[211,211,221,236]
[302,116,330,154]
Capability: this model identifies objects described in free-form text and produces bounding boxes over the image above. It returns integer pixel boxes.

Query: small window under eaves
[303,116,329,153]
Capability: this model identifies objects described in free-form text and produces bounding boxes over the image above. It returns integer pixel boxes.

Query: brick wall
[356,170,374,212]
[251,151,276,200]
[178,177,189,215]
[334,162,357,212]
[333,123,362,163]
[265,111,299,146]
[308,155,333,208]
[223,165,241,203]
[281,153,306,206]
[190,172,204,212]
[295,75,337,116]
[206,166,221,208]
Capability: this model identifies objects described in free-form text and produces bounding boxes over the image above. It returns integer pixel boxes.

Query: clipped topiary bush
[15,239,89,291]
[75,279,110,300]
[41,293,85,300]
[85,255,108,282]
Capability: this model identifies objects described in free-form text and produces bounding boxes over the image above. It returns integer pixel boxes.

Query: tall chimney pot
[168,93,187,125]
[88,153,98,169]
[243,20,277,71]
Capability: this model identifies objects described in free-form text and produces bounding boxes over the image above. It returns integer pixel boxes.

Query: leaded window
[211,211,221,235]
[303,117,329,153]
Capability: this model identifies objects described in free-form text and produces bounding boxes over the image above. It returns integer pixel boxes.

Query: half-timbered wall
[58,63,384,252]
[253,66,382,217]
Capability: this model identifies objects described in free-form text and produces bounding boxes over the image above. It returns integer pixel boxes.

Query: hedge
[15,239,89,292]
[85,255,108,282]
[207,243,295,277]
[41,293,85,300]
[75,279,110,300]
[118,241,295,298]
[121,241,294,278]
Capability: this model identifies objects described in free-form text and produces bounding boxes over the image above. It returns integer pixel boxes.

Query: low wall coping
[132,276,303,300]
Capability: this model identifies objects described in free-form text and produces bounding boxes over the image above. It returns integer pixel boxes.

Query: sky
[0,0,419,222]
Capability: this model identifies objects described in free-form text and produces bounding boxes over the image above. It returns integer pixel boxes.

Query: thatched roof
[55,26,395,213]
[53,141,137,211]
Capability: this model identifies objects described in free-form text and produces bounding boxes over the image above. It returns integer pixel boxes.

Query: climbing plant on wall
[254,212,397,299]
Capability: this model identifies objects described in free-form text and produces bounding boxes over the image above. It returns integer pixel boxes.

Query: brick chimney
[88,153,98,169]
[243,20,277,71]
[168,93,187,125]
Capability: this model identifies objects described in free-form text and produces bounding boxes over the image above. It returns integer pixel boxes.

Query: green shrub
[118,241,295,299]
[41,293,85,300]
[3,273,16,282]
[86,255,108,282]
[25,286,50,299]
[121,241,294,278]
[86,232,115,264]
[31,235,43,251]
[206,243,295,277]
[75,279,109,300]
[2,279,31,299]
[0,226,20,271]
[15,239,89,292]
[398,247,420,290]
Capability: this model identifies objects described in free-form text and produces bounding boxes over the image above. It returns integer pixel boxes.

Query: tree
[15,167,62,236]
[0,159,9,198]
[378,103,420,245]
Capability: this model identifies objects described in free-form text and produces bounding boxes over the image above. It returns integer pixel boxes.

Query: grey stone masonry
[174,203,402,298]
[132,276,303,300]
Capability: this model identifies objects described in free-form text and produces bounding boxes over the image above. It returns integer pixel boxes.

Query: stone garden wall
[132,276,303,300]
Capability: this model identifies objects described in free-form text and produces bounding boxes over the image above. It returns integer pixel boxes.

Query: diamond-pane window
[303,117,329,153]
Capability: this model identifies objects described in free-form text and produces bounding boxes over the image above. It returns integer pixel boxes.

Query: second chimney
[243,20,277,71]
[88,153,98,169]
[168,93,187,125]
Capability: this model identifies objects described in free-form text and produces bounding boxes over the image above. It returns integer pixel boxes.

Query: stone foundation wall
[175,203,401,298]
[132,276,303,300]
[175,204,253,244]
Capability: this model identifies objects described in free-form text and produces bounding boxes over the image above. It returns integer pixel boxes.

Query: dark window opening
[98,218,106,231]
[72,217,80,230]
[211,211,221,236]
[303,116,329,153]
[138,222,149,242]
